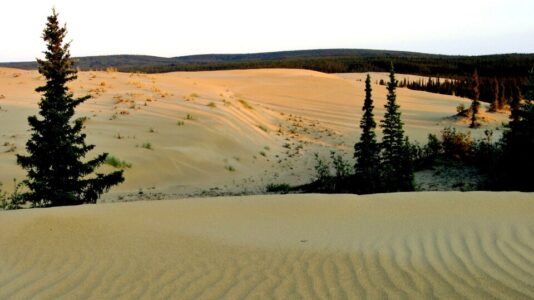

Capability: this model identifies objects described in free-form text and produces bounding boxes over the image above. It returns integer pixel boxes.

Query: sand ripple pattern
[1,192,533,299]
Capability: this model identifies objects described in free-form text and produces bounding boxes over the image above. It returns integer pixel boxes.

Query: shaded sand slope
[1,192,533,299]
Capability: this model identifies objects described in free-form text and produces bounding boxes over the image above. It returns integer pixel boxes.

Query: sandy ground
[0,192,533,299]
[0,68,509,199]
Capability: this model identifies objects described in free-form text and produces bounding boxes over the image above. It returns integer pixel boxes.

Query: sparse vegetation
[0,180,24,210]
[225,165,236,172]
[238,99,253,109]
[141,142,153,150]
[105,155,132,169]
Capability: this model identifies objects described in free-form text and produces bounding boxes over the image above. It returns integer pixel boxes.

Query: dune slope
[1,192,533,299]
[0,68,509,199]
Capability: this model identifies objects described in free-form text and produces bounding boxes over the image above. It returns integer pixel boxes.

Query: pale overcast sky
[0,0,533,62]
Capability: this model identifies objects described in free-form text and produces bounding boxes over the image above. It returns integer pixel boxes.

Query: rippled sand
[1,192,533,299]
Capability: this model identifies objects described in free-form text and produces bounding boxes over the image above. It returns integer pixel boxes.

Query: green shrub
[266,183,291,194]
[441,127,473,161]
[329,151,352,178]
[456,104,469,117]
[105,155,132,169]
[313,153,331,183]
[0,180,24,210]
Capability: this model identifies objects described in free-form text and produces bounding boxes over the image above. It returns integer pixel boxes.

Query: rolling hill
[2,49,533,77]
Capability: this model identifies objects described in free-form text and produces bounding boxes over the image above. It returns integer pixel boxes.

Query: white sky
[1,0,533,62]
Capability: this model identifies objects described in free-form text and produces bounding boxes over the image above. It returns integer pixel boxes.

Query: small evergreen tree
[469,70,481,128]
[380,64,414,192]
[16,10,124,207]
[497,67,534,191]
[354,74,381,193]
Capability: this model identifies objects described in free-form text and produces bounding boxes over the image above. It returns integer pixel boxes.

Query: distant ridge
[1,49,533,77]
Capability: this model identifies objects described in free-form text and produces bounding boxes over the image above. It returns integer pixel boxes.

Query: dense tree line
[3,49,534,81]
[401,73,525,107]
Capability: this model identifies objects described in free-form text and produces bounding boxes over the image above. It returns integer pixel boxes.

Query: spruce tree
[17,10,124,207]
[499,80,506,109]
[488,78,499,112]
[354,74,381,193]
[380,64,414,192]
[469,70,481,128]
[498,67,534,191]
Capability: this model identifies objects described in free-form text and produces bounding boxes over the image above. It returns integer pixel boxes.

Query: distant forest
[2,49,533,103]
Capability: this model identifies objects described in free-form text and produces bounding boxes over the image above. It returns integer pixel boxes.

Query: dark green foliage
[353,74,381,193]
[16,10,124,207]
[265,183,292,194]
[380,64,415,192]
[423,134,442,162]
[304,152,353,193]
[496,67,534,191]
[472,130,500,176]
[469,70,481,128]
[330,151,352,179]
[509,82,523,125]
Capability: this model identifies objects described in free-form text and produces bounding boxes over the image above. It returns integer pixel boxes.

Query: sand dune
[0,68,509,199]
[0,192,533,299]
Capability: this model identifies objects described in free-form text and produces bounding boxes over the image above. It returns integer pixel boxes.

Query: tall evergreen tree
[488,77,499,112]
[16,10,124,207]
[354,74,381,193]
[499,79,507,109]
[380,64,414,192]
[498,67,534,191]
[469,70,481,128]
